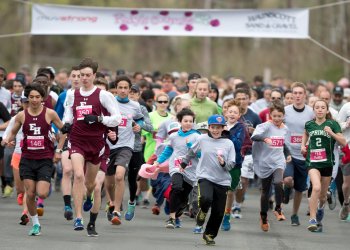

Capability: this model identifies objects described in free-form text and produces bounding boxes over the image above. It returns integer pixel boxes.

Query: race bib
[310,148,327,162]
[290,134,302,144]
[270,136,284,148]
[119,117,128,127]
[27,136,44,150]
[76,105,92,121]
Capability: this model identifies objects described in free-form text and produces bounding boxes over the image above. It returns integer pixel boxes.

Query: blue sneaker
[73,218,84,231]
[28,224,41,236]
[64,206,73,221]
[316,207,324,223]
[221,213,231,231]
[193,225,203,234]
[231,207,242,219]
[83,195,94,212]
[175,218,182,228]
[125,201,136,221]
[307,218,318,232]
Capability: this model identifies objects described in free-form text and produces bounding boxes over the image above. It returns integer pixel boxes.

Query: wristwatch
[55,148,63,154]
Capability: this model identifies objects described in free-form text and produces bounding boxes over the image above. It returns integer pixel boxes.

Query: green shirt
[305,119,341,168]
[190,97,220,124]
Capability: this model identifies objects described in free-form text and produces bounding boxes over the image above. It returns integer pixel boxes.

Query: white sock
[234,202,241,208]
[31,214,40,226]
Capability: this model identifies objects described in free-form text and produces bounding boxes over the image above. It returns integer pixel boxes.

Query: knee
[37,191,49,199]
[284,177,294,187]
[200,195,212,207]
[312,185,321,194]
[26,190,36,199]
[85,180,96,191]
[63,167,72,177]
[74,172,84,183]
[115,173,125,183]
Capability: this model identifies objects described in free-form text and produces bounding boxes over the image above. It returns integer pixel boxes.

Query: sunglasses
[271,97,282,100]
[157,100,169,104]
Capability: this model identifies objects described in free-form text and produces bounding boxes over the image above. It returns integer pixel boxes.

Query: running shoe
[307,218,318,232]
[283,186,291,204]
[193,225,203,234]
[165,217,175,229]
[196,209,207,227]
[142,199,150,208]
[106,204,114,221]
[17,193,24,206]
[327,190,336,210]
[28,224,41,236]
[19,213,29,226]
[152,205,160,215]
[175,217,182,228]
[125,201,136,221]
[273,208,286,221]
[221,213,231,231]
[111,211,122,225]
[314,222,323,233]
[87,223,98,237]
[2,185,13,198]
[64,206,73,221]
[203,234,215,245]
[291,214,300,226]
[231,207,242,219]
[83,194,94,212]
[339,203,349,221]
[73,218,84,231]
[260,217,269,232]
[36,203,44,217]
[316,207,324,223]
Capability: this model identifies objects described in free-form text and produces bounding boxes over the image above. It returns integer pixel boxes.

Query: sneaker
[314,222,323,233]
[232,207,242,219]
[17,193,24,206]
[28,224,41,236]
[203,234,215,245]
[64,206,73,221]
[307,218,318,232]
[327,190,336,210]
[221,213,231,231]
[193,225,203,234]
[316,207,324,223]
[291,214,300,226]
[36,203,44,217]
[87,223,98,237]
[152,205,160,215]
[83,194,94,212]
[260,217,269,232]
[106,204,114,222]
[73,218,84,231]
[283,186,291,204]
[19,213,29,226]
[273,209,286,221]
[142,199,150,208]
[175,217,182,228]
[339,203,349,221]
[2,185,13,198]
[125,201,136,221]
[196,209,207,227]
[111,211,122,225]
[165,217,175,229]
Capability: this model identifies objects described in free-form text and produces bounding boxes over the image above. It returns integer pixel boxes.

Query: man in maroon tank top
[34,74,56,109]
[62,58,121,236]
[3,83,66,236]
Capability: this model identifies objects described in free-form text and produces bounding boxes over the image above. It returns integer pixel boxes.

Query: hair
[176,108,195,122]
[193,78,210,98]
[253,75,263,82]
[137,79,151,90]
[269,100,285,114]
[115,75,132,88]
[226,99,244,114]
[78,58,98,73]
[284,89,292,97]
[235,82,250,90]
[0,66,7,80]
[35,73,49,80]
[95,71,105,79]
[234,88,251,98]
[209,83,219,103]
[24,83,46,98]
[133,71,143,79]
[155,92,169,102]
[172,97,189,113]
[313,99,333,120]
[271,88,283,96]
[94,77,108,90]
[141,89,155,101]
[291,82,306,93]
[5,79,14,90]
[68,65,80,75]
[37,68,54,80]
[161,73,174,83]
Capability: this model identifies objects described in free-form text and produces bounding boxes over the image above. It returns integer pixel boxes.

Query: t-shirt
[190,98,220,124]
[305,119,341,168]
[0,102,11,137]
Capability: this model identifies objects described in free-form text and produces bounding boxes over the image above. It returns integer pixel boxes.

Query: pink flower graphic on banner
[210,19,220,27]
[130,10,138,15]
[144,26,149,30]
[160,11,169,16]
[120,24,128,31]
[163,25,170,30]
[184,11,193,17]
[185,24,193,31]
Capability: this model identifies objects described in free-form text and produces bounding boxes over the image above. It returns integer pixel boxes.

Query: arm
[0,102,11,130]
[62,90,74,124]
[3,117,16,140]
[338,103,349,131]
[324,126,346,147]
[230,124,245,152]
[139,106,153,132]
[251,123,268,142]
[100,91,122,127]
[220,142,236,171]
[301,129,309,155]
[3,112,23,145]
[156,145,174,164]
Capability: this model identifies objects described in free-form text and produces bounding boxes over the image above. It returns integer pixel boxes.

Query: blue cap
[208,115,226,126]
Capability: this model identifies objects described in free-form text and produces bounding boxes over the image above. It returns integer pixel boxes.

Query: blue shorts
[283,157,308,192]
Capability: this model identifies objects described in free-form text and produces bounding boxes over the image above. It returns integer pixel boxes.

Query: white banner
[31,4,309,39]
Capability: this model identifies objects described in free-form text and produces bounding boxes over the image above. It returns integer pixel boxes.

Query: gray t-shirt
[133,105,153,152]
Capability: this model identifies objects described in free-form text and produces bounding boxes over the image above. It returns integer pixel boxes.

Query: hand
[248,126,255,134]
[61,123,72,134]
[286,155,292,163]
[132,124,141,133]
[324,126,333,135]
[264,138,272,145]
[107,130,117,141]
[83,114,99,125]
[301,145,308,157]
[218,155,225,165]
[53,152,62,163]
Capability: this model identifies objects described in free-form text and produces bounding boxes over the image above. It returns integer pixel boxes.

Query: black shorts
[19,158,54,183]
[106,147,133,176]
[308,167,333,177]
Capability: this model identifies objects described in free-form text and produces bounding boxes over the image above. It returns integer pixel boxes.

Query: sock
[225,208,231,214]
[86,194,92,202]
[63,195,71,207]
[89,212,98,225]
[129,200,135,205]
[275,204,281,211]
[31,214,40,226]
[234,202,241,208]
[109,205,115,213]
[37,197,44,205]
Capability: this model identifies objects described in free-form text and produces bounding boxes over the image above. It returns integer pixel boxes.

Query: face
[313,100,328,120]
[270,91,282,102]
[146,98,154,108]
[156,95,169,111]
[264,89,272,102]
[28,90,43,108]
[108,88,118,96]
[270,109,284,127]
[209,124,224,139]
[284,93,293,105]
[308,96,318,107]
[235,93,249,109]
[116,81,130,98]
[80,67,95,87]
[187,79,198,93]
[129,91,140,101]
[222,101,230,117]
[195,82,209,100]
[56,72,69,87]
[162,77,173,92]
[35,75,50,92]
[0,69,5,85]
[69,70,81,89]
[292,86,306,106]
[333,93,343,105]
[180,115,194,132]
[208,89,218,102]
[13,81,24,95]
[319,91,331,104]
[175,99,190,113]
[227,105,241,124]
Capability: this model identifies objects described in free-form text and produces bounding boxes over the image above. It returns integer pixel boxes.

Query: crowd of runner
[0,59,350,245]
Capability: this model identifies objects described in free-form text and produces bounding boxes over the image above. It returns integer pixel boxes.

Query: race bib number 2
[76,105,92,120]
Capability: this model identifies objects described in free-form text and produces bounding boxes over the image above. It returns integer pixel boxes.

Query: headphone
[0,66,7,80]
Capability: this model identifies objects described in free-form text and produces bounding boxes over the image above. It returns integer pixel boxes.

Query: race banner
[31,4,309,39]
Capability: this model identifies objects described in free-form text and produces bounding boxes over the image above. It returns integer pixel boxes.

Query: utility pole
[20,0,31,66]
[202,0,212,75]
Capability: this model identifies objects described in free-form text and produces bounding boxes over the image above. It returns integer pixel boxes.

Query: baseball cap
[196,121,208,131]
[333,86,344,95]
[130,84,140,93]
[167,121,180,135]
[208,115,226,126]
[188,73,201,81]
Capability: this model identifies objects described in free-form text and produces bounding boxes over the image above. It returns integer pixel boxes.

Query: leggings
[128,151,144,202]
[260,168,284,215]
[169,173,193,216]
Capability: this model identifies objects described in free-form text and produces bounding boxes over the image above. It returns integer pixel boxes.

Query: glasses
[271,97,282,100]
[157,100,169,104]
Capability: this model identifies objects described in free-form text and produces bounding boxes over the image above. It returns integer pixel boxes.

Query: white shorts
[241,155,254,179]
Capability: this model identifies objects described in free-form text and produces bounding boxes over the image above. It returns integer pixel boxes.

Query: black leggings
[260,169,283,216]
[128,151,144,202]
[198,179,228,239]
[169,173,193,216]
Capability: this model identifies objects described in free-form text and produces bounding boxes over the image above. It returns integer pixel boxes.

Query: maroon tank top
[70,87,107,141]
[42,95,53,109]
[22,107,54,159]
